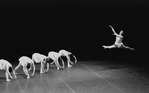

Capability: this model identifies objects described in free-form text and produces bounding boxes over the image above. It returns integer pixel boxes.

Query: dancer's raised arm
[109,25,118,36]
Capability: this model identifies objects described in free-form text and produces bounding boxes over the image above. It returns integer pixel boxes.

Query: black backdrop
[0,0,148,64]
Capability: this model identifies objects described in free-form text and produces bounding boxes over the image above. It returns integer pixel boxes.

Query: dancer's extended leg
[121,44,135,50]
[103,45,116,49]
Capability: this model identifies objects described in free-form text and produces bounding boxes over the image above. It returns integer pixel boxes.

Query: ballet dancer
[59,49,77,67]
[102,25,134,50]
[32,53,47,74]
[0,59,17,82]
[47,51,64,71]
[14,56,35,79]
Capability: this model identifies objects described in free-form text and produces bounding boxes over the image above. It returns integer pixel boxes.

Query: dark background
[0,0,148,64]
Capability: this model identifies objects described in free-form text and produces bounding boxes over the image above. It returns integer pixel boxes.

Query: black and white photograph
[0,0,149,93]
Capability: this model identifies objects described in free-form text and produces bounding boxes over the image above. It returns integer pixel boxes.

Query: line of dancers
[0,49,77,82]
[0,25,135,82]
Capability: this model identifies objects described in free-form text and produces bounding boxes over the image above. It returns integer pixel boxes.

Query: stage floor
[0,61,149,93]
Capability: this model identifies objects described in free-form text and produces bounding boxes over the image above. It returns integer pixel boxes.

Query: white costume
[0,59,17,82]
[103,25,134,50]
[14,56,35,79]
[32,53,47,74]
[47,51,64,71]
[59,49,77,67]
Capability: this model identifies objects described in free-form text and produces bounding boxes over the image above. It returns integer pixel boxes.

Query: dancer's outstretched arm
[126,47,135,50]
[109,25,118,36]
[103,45,116,49]
[109,25,123,38]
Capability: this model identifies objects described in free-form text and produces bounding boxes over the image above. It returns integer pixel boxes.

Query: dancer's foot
[6,79,11,82]
[57,68,60,70]
[68,65,72,68]
[27,76,30,79]
[102,46,107,49]
[40,71,44,74]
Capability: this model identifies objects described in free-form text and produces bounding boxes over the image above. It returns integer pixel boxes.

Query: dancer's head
[119,30,123,35]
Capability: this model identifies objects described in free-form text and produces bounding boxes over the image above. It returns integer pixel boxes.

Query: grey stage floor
[0,61,149,93]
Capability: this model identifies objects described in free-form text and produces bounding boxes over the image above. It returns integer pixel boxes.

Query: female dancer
[0,59,17,81]
[103,25,134,50]
[59,49,77,67]
[14,56,35,79]
[32,53,47,74]
[47,51,64,71]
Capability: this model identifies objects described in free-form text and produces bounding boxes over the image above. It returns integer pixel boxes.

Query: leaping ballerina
[102,25,135,50]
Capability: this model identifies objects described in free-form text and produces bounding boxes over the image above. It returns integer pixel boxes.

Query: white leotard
[32,53,47,63]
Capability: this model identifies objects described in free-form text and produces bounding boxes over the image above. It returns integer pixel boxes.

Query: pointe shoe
[102,46,107,49]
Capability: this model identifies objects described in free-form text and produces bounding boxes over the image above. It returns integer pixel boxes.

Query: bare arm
[13,70,17,79]
[109,25,118,36]
[73,55,77,64]
[31,63,35,76]
[46,63,49,72]
[115,34,123,38]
